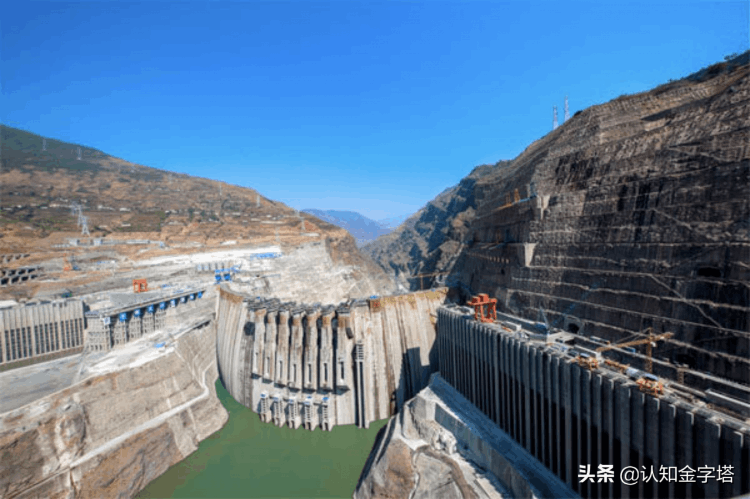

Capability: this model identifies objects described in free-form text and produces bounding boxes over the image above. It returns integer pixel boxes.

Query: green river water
[137,380,387,499]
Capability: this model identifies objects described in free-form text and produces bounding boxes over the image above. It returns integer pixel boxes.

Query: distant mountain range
[302,209,399,246]
[376,213,411,229]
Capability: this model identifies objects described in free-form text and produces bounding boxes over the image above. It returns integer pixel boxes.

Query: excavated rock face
[0,321,228,498]
[354,375,572,499]
[367,53,750,384]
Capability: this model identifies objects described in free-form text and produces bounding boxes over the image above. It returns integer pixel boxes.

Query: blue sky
[2,1,747,221]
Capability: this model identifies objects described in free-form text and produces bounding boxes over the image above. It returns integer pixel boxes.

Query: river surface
[137,379,387,499]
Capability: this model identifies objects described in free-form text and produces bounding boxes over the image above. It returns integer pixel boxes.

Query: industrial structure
[436,304,750,499]
[0,299,85,365]
[85,286,206,351]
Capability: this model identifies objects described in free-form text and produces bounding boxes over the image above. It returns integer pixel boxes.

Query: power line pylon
[81,215,91,236]
[564,95,570,122]
[553,106,558,130]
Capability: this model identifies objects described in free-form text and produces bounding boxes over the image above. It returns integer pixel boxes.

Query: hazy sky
[2,1,747,220]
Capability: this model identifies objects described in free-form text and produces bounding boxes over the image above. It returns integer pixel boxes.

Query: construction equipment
[132,279,148,293]
[576,352,599,370]
[636,373,665,396]
[467,294,497,323]
[603,359,665,397]
[413,272,447,290]
[63,255,80,272]
[596,328,673,373]
[603,358,629,373]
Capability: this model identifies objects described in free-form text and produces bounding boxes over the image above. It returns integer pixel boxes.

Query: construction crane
[467,294,497,323]
[413,272,447,290]
[596,328,673,373]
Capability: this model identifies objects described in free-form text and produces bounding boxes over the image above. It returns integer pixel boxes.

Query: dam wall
[215,285,447,430]
[437,305,750,498]
[0,317,227,498]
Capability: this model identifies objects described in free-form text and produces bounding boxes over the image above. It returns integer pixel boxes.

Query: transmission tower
[81,215,90,236]
[553,106,558,130]
[564,95,570,122]
[42,138,47,152]
[77,147,82,160]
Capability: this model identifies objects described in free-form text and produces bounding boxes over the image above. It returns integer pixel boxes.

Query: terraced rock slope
[366,53,750,384]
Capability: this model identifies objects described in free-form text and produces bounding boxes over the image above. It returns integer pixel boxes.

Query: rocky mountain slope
[0,126,395,296]
[364,52,750,384]
[303,209,392,246]
[363,162,508,289]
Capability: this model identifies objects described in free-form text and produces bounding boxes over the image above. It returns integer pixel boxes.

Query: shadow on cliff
[395,345,438,415]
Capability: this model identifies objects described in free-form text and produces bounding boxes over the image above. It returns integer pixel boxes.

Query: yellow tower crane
[596,328,673,373]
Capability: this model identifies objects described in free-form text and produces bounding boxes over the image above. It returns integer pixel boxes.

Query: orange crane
[596,328,673,373]
[467,294,497,323]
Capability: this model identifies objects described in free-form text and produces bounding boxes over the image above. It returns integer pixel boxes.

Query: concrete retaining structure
[216,285,447,430]
[0,266,43,287]
[437,305,750,498]
[0,300,85,366]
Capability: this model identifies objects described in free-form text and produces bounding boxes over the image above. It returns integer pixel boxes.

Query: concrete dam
[215,281,750,498]
[215,285,447,430]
